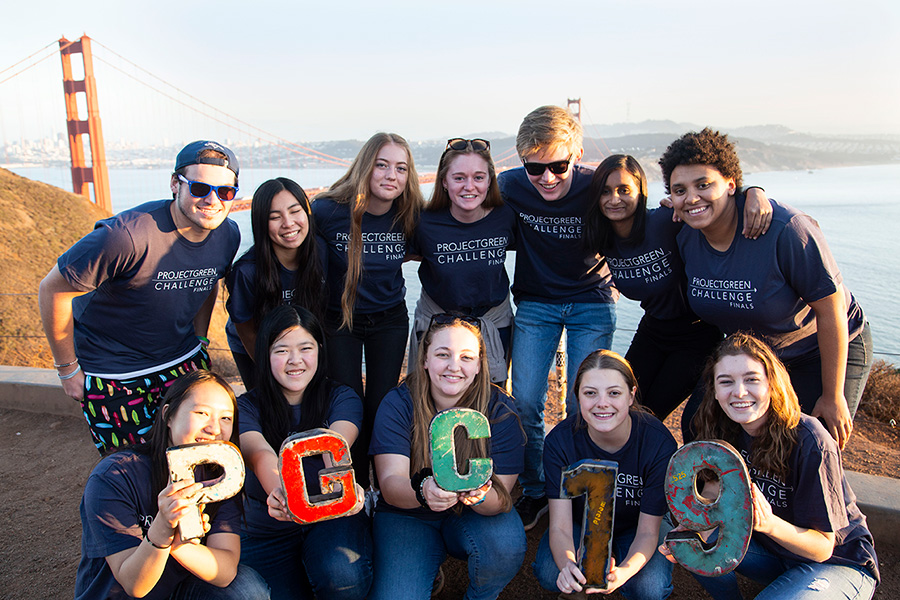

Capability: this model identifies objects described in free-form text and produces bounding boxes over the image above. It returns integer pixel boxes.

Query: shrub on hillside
[858,359,900,424]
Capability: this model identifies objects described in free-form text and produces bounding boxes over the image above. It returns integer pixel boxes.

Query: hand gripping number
[664,440,753,576]
[279,428,359,524]
[561,459,618,591]
[166,441,246,540]
[429,408,493,492]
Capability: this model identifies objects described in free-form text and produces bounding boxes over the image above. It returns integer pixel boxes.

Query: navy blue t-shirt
[312,197,407,314]
[75,450,241,600]
[606,207,694,320]
[369,383,525,519]
[410,204,516,311]
[224,247,297,354]
[498,165,614,304]
[58,200,240,376]
[677,197,863,361]
[237,383,363,536]
[543,411,676,535]
[736,414,879,582]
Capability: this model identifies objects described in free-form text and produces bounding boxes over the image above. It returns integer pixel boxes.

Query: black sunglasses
[521,155,573,177]
[177,174,239,201]
[446,138,490,152]
[428,312,481,331]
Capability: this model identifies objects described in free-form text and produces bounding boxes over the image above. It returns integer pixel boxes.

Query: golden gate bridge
[0,35,612,214]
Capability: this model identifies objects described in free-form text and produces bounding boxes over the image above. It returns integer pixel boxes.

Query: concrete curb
[1,366,897,550]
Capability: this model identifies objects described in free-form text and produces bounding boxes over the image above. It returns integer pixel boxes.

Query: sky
[1,0,899,146]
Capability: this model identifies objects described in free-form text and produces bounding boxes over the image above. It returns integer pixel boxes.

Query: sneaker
[514,494,548,531]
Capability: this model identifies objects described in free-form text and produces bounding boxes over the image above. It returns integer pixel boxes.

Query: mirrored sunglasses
[177,174,238,201]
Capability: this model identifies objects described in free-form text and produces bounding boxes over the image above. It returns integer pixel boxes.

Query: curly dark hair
[658,128,743,193]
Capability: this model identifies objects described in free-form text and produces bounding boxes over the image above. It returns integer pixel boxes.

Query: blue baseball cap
[175,140,239,177]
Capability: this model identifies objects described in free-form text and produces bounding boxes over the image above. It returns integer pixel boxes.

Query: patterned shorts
[80,347,211,453]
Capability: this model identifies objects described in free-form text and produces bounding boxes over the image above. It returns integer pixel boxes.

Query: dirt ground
[1,403,897,600]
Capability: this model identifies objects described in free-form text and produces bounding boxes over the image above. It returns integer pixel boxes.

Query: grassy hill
[0,167,237,377]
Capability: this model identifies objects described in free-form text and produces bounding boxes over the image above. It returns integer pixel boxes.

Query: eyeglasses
[428,312,481,331]
[446,138,490,152]
[521,155,573,177]
[177,174,239,201]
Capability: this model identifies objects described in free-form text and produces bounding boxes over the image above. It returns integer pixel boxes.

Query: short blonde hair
[516,105,583,158]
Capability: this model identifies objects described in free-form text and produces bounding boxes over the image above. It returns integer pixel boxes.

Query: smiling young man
[497,106,617,529]
[39,141,241,453]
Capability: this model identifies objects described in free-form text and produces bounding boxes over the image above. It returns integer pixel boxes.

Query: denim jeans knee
[170,564,271,600]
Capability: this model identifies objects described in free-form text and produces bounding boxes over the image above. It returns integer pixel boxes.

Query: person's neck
[612,217,634,239]
[273,245,301,271]
[702,201,738,251]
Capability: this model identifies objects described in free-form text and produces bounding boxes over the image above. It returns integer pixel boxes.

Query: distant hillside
[0,168,237,376]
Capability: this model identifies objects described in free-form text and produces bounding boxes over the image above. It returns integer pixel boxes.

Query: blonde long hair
[407,317,517,512]
[319,133,423,329]
[693,332,800,479]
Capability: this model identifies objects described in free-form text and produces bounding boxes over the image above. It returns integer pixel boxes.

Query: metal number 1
[664,440,753,577]
[561,459,618,591]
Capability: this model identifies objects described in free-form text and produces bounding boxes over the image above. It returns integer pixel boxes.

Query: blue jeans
[533,524,673,600]
[693,537,876,600]
[511,300,616,497]
[370,508,526,600]
[240,511,372,600]
[170,564,270,600]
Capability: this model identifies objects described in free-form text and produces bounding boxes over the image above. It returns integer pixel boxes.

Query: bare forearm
[170,539,239,586]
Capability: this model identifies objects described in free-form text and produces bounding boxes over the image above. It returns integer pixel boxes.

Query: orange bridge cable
[0,41,59,77]
[0,46,62,87]
[91,55,352,167]
[90,38,350,166]
[581,107,612,159]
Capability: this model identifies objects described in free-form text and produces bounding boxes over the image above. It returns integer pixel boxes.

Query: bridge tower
[59,35,111,214]
[567,97,582,123]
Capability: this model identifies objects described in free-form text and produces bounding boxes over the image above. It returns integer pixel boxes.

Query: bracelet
[410,468,433,508]
[143,530,172,550]
[58,364,82,380]
[197,336,210,347]
[742,185,766,194]
[53,359,78,369]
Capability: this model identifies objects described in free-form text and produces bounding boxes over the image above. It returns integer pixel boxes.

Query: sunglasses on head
[521,155,573,177]
[177,174,239,201]
[446,138,490,152]
[428,312,481,331]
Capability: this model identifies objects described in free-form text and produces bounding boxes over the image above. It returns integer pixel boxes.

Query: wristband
[410,468,433,508]
[143,530,172,550]
[469,494,487,506]
[58,364,82,380]
[198,336,210,347]
[742,185,766,194]
[53,359,78,369]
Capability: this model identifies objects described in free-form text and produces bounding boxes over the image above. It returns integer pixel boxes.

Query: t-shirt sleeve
[80,464,143,559]
[638,420,678,516]
[487,391,525,475]
[57,220,139,292]
[237,391,263,435]
[543,424,571,500]
[777,213,843,304]
[791,436,850,534]
[225,258,257,325]
[369,388,412,457]
[327,384,364,430]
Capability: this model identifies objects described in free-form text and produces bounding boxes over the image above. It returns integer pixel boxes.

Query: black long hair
[133,370,239,521]
[253,305,334,450]
[245,177,325,324]
[583,154,649,251]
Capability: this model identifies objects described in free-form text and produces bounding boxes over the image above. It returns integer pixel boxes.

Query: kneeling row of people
[76,307,879,600]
